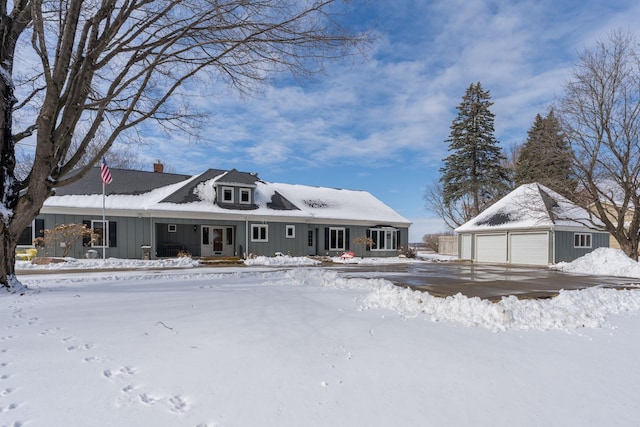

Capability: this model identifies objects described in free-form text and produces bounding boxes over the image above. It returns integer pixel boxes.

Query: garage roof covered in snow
[455,183,599,232]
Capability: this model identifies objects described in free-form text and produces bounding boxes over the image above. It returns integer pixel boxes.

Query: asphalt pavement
[334,261,640,301]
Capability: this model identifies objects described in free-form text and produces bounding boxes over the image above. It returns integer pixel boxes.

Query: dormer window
[240,188,251,204]
[221,186,234,203]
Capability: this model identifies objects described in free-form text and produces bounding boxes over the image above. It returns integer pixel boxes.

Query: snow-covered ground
[2,249,640,426]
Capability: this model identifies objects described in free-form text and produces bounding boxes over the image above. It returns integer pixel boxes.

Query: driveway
[334,262,640,301]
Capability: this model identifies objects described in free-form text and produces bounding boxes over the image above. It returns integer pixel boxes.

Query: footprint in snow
[66,343,95,352]
[168,395,189,413]
[103,366,136,382]
[121,384,136,394]
[39,327,62,336]
[1,402,20,413]
[83,355,108,363]
[139,393,159,405]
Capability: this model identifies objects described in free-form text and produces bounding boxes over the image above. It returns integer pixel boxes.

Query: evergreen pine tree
[515,110,575,196]
[440,82,509,217]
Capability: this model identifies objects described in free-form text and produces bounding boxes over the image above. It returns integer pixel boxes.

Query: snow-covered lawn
[2,249,640,426]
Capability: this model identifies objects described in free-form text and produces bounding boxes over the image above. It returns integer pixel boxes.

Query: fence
[438,235,458,256]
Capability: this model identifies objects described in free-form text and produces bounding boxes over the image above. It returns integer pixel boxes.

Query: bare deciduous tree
[0,0,364,290]
[559,30,640,260]
[424,181,476,230]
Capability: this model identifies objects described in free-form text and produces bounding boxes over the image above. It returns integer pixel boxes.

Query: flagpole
[100,158,112,261]
[102,180,106,261]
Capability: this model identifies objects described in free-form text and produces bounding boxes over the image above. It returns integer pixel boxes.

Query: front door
[307,229,316,256]
[201,226,225,256]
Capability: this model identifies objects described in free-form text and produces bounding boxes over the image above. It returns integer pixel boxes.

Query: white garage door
[476,233,507,263]
[460,234,472,259]
[510,233,549,266]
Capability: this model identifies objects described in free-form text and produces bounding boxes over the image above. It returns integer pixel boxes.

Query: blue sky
[134,0,640,242]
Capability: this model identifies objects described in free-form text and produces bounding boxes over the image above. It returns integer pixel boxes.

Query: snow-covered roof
[43,167,411,226]
[455,183,598,233]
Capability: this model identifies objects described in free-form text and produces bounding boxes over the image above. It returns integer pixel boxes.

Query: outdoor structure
[20,166,411,260]
[587,180,640,256]
[437,235,458,256]
[455,183,609,266]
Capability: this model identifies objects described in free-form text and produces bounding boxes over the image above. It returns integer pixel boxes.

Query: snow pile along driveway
[265,268,640,333]
[553,247,640,278]
[360,279,640,332]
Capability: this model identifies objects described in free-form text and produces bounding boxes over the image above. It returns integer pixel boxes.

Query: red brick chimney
[153,161,164,173]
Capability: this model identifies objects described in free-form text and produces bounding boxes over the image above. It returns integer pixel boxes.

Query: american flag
[100,159,113,184]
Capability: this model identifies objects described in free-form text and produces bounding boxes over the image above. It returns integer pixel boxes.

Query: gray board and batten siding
[553,230,610,263]
[33,213,408,260]
[36,166,411,260]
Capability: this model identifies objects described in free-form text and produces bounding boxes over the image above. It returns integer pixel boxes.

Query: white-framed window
[329,227,346,251]
[221,186,234,203]
[240,188,251,204]
[18,219,44,246]
[91,220,109,248]
[251,224,268,242]
[286,225,295,238]
[574,233,592,248]
[168,224,177,233]
[369,227,398,251]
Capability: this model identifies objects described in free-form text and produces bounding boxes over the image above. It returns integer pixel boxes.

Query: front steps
[198,256,244,265]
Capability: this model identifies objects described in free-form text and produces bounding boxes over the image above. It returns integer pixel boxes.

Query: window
[86,220,117,248]
[329,227,346,251]
[226,227,234,245]
[251,224,268,242]
[574,233,592,248]
[91,220,108,248]
[240,188,251,204]
[286,225,295,238]
[168,224,177,233]
[18,219,44,246]
[221,186,234,203]
[369,227,398,251]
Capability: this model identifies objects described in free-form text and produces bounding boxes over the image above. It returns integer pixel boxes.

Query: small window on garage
[286,225,295,238]
[574,233,592,248]
[168,224,177,233]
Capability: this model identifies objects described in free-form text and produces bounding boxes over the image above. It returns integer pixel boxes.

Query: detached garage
[476,233,507,263]
[455,184,609,266]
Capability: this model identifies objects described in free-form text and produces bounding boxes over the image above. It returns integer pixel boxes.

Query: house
[20,166,411,260]
[586,180,640,255]
[455,183,609,266]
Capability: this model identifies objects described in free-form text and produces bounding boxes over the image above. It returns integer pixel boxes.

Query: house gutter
[245,217,249,259]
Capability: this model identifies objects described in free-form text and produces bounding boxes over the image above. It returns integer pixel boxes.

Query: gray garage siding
[553,230,610,263]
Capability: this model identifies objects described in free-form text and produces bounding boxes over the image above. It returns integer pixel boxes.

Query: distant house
[586,181,640,255]
[21,165,411,260]
[455,183,609,266]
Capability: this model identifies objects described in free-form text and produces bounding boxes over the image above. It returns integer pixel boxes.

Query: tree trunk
[0,223,24,292]
[1,13,25,291]
[617,236,639,262]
